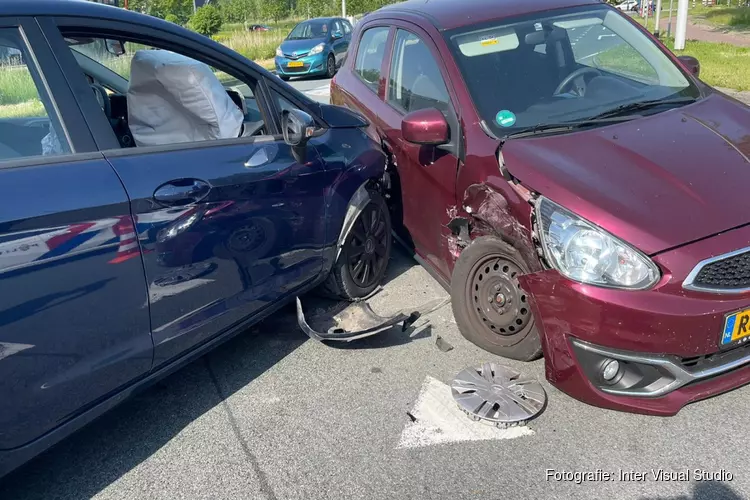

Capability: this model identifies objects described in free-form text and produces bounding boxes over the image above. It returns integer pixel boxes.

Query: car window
[342,21,352,34]
[333,20,343,35]
[445,6,695,137]
[354,27,389,92]
[65,37,268,149]
[388,30,452,114]
[0,29,71,162]
[564,24,658,83]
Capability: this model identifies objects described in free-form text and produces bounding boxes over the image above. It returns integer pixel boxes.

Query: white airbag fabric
[127,50,243,147]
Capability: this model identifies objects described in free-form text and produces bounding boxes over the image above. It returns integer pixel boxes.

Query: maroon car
[331,0,750,415]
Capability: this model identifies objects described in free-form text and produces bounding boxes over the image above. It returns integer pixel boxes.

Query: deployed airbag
[127,50,243,147]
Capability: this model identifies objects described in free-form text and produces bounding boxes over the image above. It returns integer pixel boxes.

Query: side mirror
[332,31,343,40]
[105,39,126,56]
[401,108,449,146]
[677,55,700,78]
[281,109,315,162]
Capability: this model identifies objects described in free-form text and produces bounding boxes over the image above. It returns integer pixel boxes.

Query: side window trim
[352,25,393,98]
[0,17,98,167]
[384,27,456,117]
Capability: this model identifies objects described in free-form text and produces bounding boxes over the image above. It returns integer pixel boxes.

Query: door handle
[153,179,211,207]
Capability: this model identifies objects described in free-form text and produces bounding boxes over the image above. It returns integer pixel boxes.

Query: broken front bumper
[296,296,450,342]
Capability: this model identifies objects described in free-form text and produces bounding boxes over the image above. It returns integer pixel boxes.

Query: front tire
[279,75,290,81]
[321,190,392,299]
[325,54,336,78]
[450,236,542,361]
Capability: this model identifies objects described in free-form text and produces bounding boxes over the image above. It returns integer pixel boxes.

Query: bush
[189,5,223,37]
[164,13,180,25]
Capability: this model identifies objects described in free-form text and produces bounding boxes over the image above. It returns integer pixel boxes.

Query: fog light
[601,359,620,382]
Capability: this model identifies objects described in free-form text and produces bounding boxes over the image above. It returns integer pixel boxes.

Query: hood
[280,38,327,54]
[503,92,750,255]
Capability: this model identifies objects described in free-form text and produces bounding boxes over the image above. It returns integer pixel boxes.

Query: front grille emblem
[292,52,297,57]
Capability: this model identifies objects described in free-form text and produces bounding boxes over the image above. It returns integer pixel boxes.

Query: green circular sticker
[495,110,516,128]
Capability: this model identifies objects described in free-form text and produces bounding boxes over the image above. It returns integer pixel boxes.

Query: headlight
[309,43,325,55]
[276,46,283,57]
[536,197,659,289]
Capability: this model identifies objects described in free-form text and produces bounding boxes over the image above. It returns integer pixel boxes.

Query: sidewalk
[716,87,750,106]
[657,15,750,47]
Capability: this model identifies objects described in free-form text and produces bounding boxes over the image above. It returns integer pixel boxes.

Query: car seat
[127,49,244,147]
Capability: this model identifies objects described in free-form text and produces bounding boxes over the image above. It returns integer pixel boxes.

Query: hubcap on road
[451,362,546,427]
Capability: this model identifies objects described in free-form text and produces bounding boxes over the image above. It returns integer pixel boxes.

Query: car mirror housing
[401,108,450,146]
[677,55,700,78]
[282,109,315,162]
[332,31,343,40]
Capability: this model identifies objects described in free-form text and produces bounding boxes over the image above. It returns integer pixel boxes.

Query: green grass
[689,4,750,31]
[668,37,750,90]
[635,14,750,91]
[0,64,38,106]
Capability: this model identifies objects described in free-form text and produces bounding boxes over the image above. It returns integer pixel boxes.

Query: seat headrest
[127,50,244,147]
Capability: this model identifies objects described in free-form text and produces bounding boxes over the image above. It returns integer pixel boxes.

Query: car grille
[688,249,750,291]
[284,51,309,60]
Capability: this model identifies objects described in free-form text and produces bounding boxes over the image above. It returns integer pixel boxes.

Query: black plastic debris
[296,296,450,342]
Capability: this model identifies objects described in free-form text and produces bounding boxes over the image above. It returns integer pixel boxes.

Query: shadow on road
[0,247,423,499]
[641,480,742,500]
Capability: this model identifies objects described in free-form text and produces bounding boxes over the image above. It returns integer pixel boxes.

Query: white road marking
[305,85,331,97]
[396,375,534,449]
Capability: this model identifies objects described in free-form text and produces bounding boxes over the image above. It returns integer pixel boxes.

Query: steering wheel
[553,67,603,97]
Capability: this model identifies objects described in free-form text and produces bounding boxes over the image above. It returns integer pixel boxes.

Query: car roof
[3,0,242,56]
[377,0,603,31]
[4,0,157,22]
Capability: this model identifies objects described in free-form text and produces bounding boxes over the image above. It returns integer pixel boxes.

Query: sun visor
[454,27,519,57]
[127,49,243,147]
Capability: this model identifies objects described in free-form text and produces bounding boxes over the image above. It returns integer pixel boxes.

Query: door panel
[381,28,460,279]
[105,140,328,367]
[0,158,152,449]
[0,21,151,450]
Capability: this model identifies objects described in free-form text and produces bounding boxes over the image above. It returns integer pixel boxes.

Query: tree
[189,5,223,36]
[258,0,289,22]
[164,13,181,24]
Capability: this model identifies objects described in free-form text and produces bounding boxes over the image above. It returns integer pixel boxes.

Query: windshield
[445,5,699,137]
[287,20,329,40]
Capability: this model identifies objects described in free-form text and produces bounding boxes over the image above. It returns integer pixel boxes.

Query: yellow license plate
[721,308,750,346]
[287,61,304,68]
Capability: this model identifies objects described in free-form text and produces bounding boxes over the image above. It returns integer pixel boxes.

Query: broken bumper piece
[296,296,450,342]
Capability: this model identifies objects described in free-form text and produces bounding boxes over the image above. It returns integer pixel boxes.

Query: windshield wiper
[589,97,697,120]
[503,116,637,140]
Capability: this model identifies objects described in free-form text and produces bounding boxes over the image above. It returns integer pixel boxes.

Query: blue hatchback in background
[275,17,352,80]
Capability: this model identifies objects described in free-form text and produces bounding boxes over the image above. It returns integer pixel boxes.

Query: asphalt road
[0,79,748,500]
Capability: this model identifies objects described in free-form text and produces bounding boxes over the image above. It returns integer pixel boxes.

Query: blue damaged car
[0,0,390,477]
[275,17,353,80]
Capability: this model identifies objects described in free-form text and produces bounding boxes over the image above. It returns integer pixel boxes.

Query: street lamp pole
[654,0,663,37]
[342,0,346,18]
[674,0,689,50]
[667,0,674,37]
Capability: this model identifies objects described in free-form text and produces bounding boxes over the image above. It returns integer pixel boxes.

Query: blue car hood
[280,38,327,54]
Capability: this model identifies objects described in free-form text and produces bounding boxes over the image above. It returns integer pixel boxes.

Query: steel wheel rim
[346,203,388,288]
[467,255,531,336]
[327,56,334,75]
